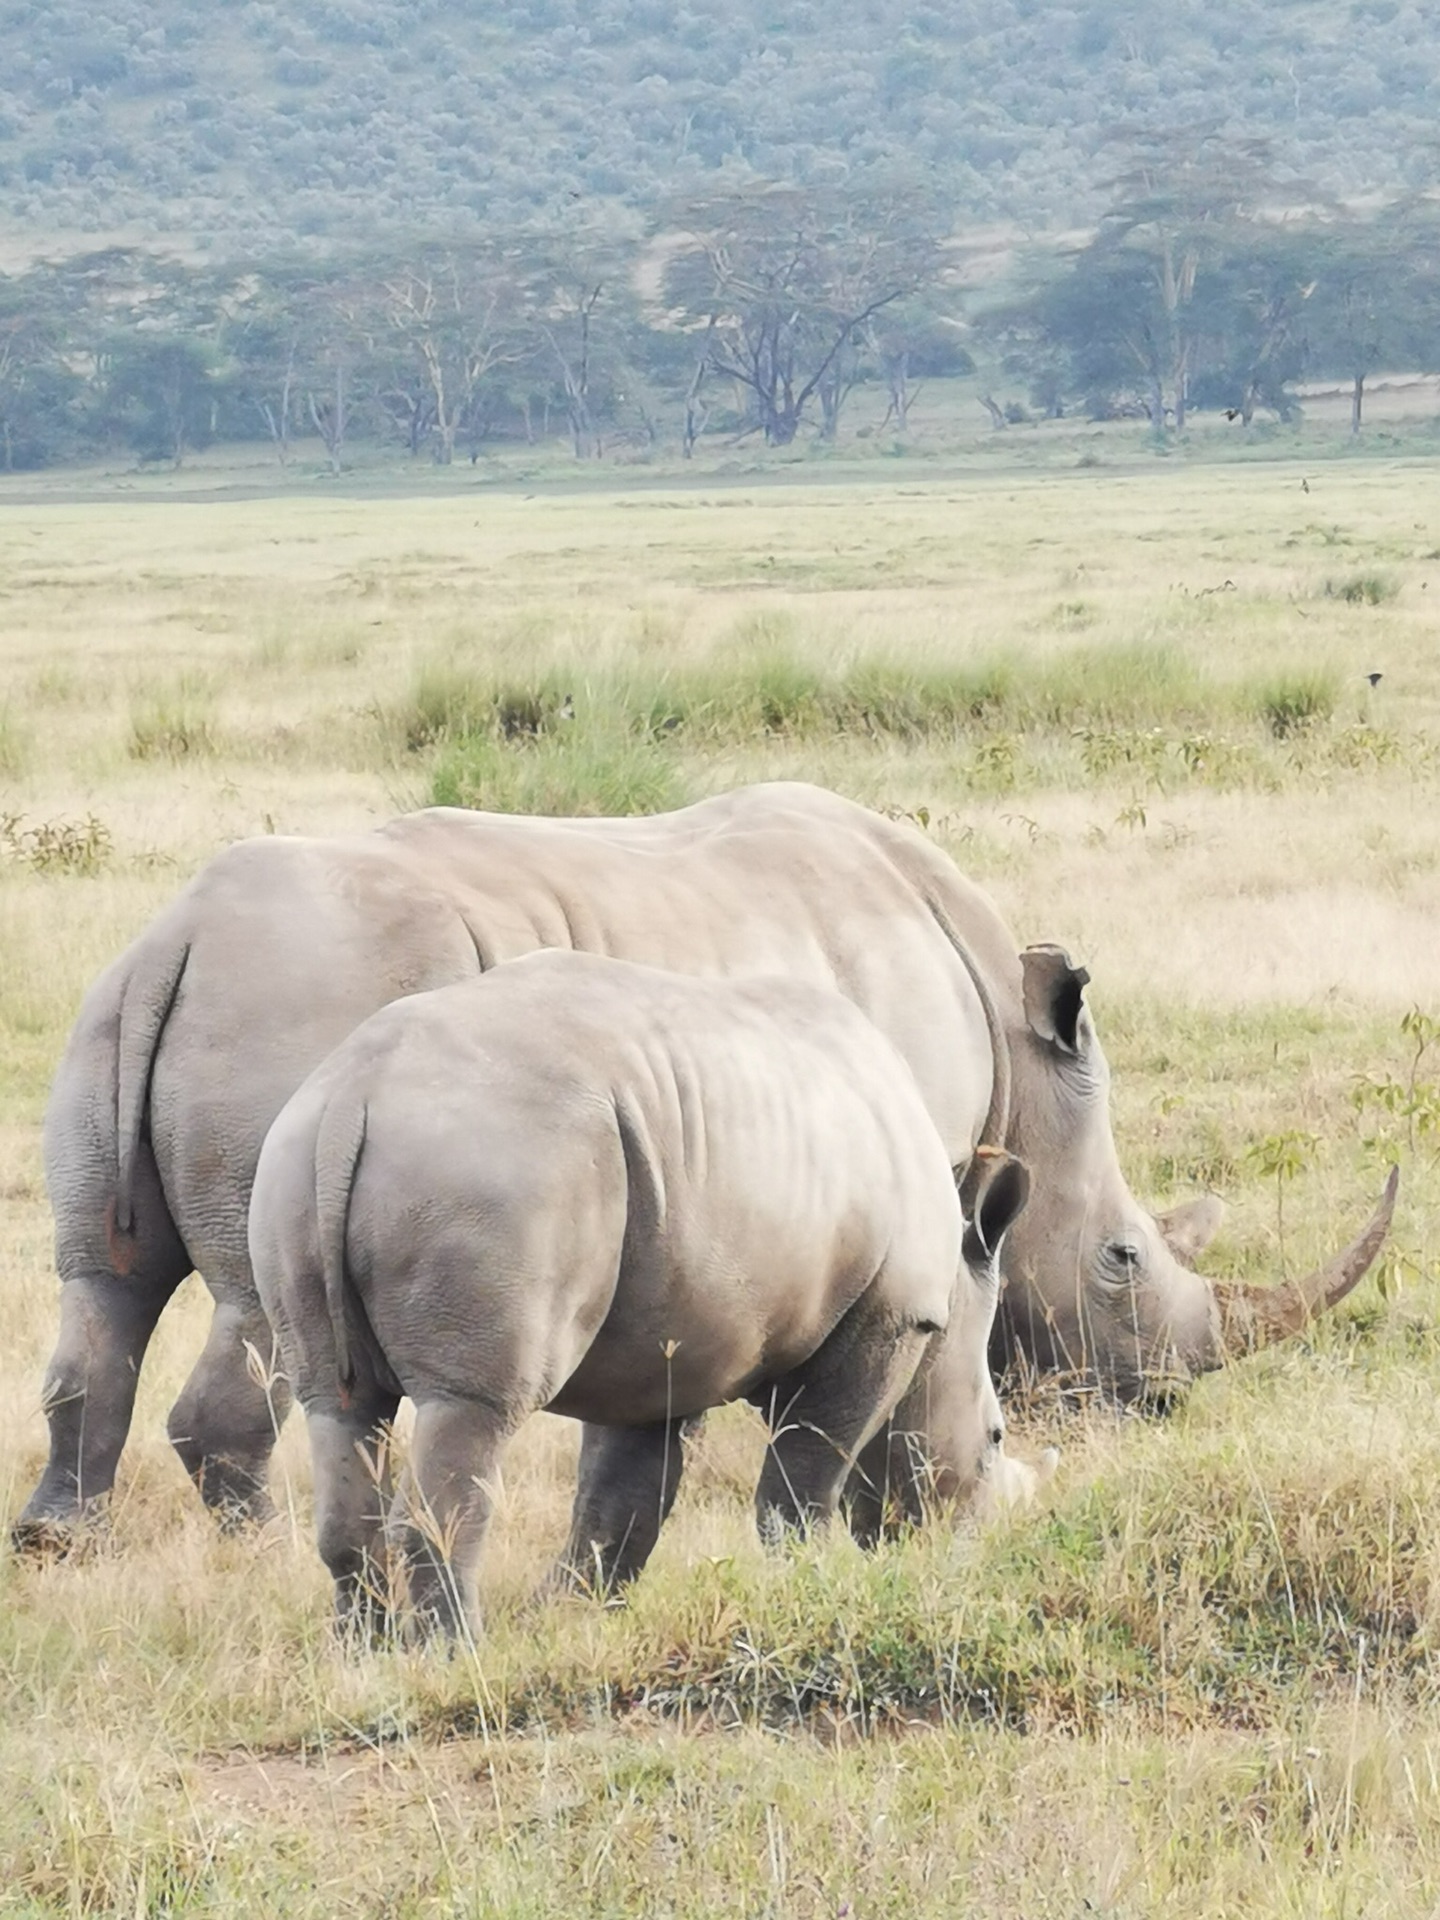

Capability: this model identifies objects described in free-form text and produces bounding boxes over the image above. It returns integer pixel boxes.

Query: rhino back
[380,785,999,1163]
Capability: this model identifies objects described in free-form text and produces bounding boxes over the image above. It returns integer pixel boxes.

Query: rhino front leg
[549,1417,694,1598]
[844,1418,932,1548]
[13,1271,179,1552]
[753,1310,930,1541]
[166,1296,293,1527]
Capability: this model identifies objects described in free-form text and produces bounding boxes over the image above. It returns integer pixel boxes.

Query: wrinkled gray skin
[249,952,1031,1639]
[17,780,1391,1546]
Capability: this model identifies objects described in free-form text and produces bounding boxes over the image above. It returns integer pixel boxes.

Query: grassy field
[3,454,1440,1915]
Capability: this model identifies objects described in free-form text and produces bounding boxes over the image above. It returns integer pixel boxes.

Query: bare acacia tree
[227,276,304,464]
[1090,126,1285,431]
[1303,213,1435,434]
[682,315,717,457]
[664,183,944,446]
[867,317,918,433]
[515,209,647,460]
[381,246,529,463]
[261,336,298,462]
[287,267,376,474]
[308,361,348,473]
[542,279,603,459]
[0,273,66,471]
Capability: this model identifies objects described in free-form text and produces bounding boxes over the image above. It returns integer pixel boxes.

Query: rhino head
[990,944,1398,1402]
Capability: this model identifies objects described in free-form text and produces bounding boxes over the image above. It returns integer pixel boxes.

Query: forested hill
[3,0,1437,255]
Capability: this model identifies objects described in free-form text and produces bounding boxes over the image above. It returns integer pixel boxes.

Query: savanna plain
[5,456,1440,1917]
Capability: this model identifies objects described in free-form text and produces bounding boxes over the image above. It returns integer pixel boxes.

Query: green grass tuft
[128,685,218,761]
[395,643,1415,811]
[1249,670,1338,739]
[392,663,580,752]
[0,705,28,778]
[1324,572,1400,606]
[430,722,691,817]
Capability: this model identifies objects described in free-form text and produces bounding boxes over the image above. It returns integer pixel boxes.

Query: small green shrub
[1073,724,1171,786]
[1351,1007,1440,1160]
[968,733,1022,795]
[1327,722,1402,771]
[1,811,112,875]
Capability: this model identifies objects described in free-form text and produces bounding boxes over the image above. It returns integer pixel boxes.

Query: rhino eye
[1106,1241,1142,1273]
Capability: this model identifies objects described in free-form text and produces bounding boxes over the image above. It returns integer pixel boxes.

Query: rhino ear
[1020,944,1091,1055]
[1155,1194,1226,1264]
[963,1150,1031,1268]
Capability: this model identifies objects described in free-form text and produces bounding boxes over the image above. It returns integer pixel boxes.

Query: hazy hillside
[3,0,1438,256]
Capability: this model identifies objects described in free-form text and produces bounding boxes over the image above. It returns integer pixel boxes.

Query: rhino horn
[1207,1166,1399,1359]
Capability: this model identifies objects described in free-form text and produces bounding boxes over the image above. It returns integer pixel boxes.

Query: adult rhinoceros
[15,781,1394,1546]
[249,952,1032,1637]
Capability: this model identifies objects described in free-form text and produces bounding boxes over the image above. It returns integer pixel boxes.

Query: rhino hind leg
[14,1145,189,1554]
[308,1390,402,1641]
[391,1395,514,1643]
[166,1294,293,1527]
[753,1309,930,1542]
[14,1272,179,1552]
[548,1417,695,1599]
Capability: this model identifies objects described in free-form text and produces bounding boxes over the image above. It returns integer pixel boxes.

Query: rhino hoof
[10,1511,88,1561]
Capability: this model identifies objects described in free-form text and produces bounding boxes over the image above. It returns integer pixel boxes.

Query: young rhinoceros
[249,949,1030,1641]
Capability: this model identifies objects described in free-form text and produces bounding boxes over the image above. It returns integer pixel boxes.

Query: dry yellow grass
[4,456,1440,1914]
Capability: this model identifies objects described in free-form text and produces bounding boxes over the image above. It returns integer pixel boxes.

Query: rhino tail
[314,1095,367,1401]
[114,941,191,1235]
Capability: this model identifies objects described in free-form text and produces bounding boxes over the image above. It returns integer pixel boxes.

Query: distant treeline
[2,156,1437,471]
[7,0,1438,248]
